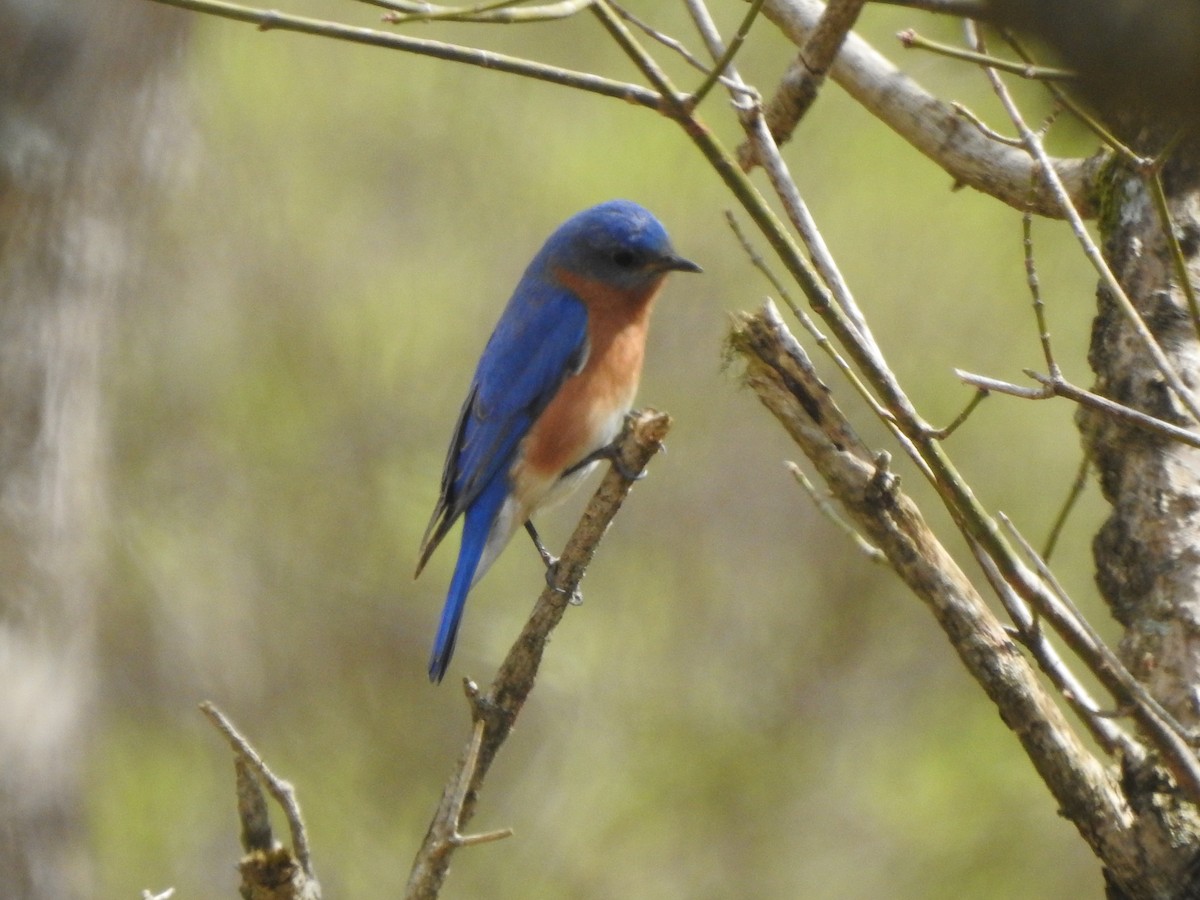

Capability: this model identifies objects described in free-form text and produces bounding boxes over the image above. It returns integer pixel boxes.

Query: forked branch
[405,411,671,900]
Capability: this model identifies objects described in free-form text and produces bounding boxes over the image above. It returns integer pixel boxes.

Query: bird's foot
[563,439,646,482]
[544,560,583,606]
[526,520,582,604]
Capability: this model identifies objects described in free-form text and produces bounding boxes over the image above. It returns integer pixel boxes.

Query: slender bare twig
[736,0,866,168]
[377,0,593,25]
[200,702,315,879]
[1145,169,1200,342]
[966,21,1200,424]
[954,368,1200,450]
[686,0,768,108]
[1023,209,1060,379]
[607,1,747,95]
[968,538,1141,762]
[405,411,671,900]
[997,514,1200,753]
[1042,455,1090,562]
[723,212,894,425]
[787,461,887,563]
[867,0,987,14]
[954,370,1046,399]
[929,389,988,439]
[898,29,1075,81]
[142,0,662,109]
[952,101,1023,147]
[685,0,883,364]
[758,0,1105,218]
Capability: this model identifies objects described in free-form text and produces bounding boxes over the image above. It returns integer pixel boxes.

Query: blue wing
[415,276,589,577]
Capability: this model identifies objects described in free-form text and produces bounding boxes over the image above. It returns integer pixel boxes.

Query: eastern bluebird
[415,199,700,682]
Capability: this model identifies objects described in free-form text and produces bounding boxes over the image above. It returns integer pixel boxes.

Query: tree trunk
[0,2,187,895]
[1079,136,1200,897]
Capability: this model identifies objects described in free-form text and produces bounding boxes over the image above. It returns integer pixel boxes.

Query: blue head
[535,199,701,291]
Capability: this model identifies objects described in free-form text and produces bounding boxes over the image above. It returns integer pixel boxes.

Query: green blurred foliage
[97,1,1112,896]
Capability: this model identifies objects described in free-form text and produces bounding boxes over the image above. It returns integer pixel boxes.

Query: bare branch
[966,21,1200,423]
[968,535,1142,763]
[142,0,662,109]
[406,411,671,899]
[1041,455,1089,561]
[200,702,321,900]
[737,0,867,169]
[377,0,594,25]
[786,461,887,563]
[758,0,1105,217]
[954,367,1200,449]
[726,301,1164,876]
[867,0,986,14]
[898,28,1075,81]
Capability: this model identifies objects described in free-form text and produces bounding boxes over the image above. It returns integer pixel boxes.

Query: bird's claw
[544,560,583,605]
[564,440,646,481]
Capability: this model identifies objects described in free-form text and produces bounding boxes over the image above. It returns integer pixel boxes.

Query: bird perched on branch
[415,200,700,682]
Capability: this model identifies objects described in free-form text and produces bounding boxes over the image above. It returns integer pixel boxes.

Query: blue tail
[428,476,509,682]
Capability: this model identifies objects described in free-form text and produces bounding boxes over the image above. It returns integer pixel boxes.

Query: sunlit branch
[143,0,662,109]
[953,368,1200,450]
[377,0,593,25]
[967,21,1200,424]
[898,29,1075,81]
[737,0,866,169]
[405,412,670,899]
[759,0,1104,218]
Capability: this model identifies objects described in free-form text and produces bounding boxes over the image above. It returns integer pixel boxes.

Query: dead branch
[405,410,671,899]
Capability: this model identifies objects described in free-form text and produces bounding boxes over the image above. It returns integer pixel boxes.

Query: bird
[415,199,701,683]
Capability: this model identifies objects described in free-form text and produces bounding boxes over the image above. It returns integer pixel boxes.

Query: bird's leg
[524,519,557,568]
[524,520,582,605]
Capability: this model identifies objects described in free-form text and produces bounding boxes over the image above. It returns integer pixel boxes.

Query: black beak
[661,253,703,274]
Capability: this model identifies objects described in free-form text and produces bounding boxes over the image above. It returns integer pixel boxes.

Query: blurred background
[3,0,1114,896]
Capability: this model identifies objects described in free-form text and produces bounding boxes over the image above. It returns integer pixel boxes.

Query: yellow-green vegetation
[98,2,1111,895]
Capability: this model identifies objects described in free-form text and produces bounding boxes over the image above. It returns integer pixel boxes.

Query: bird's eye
[611,249,637,267]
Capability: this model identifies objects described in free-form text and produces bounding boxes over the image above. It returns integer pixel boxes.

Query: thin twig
[1042,455,1089,562]
[379,0,593,25]
[929,388,988,439]
[954,370,1047,399]
[966,21,1200,424]
[724,212,894,424]
[738,0,867,170]
[997,514,1200,756]
[952,101,1022,147]
[1028,372,1200,450]
[1145,170,1200,343]
[968,538,1141,761]
[143,0,662,109]
[898,29,1074,81]
[787,461,887,562]
[1023,209,1060,378]
[954,367,1200,449]
[199,702,317,881]
[608,1,745,94]
[688,0,767,109]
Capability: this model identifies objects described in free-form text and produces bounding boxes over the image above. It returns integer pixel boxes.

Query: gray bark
[1079,141,1200,896]
[0,2,187,895]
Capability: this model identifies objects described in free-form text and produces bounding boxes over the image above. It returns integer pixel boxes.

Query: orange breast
[516,270,664,486]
